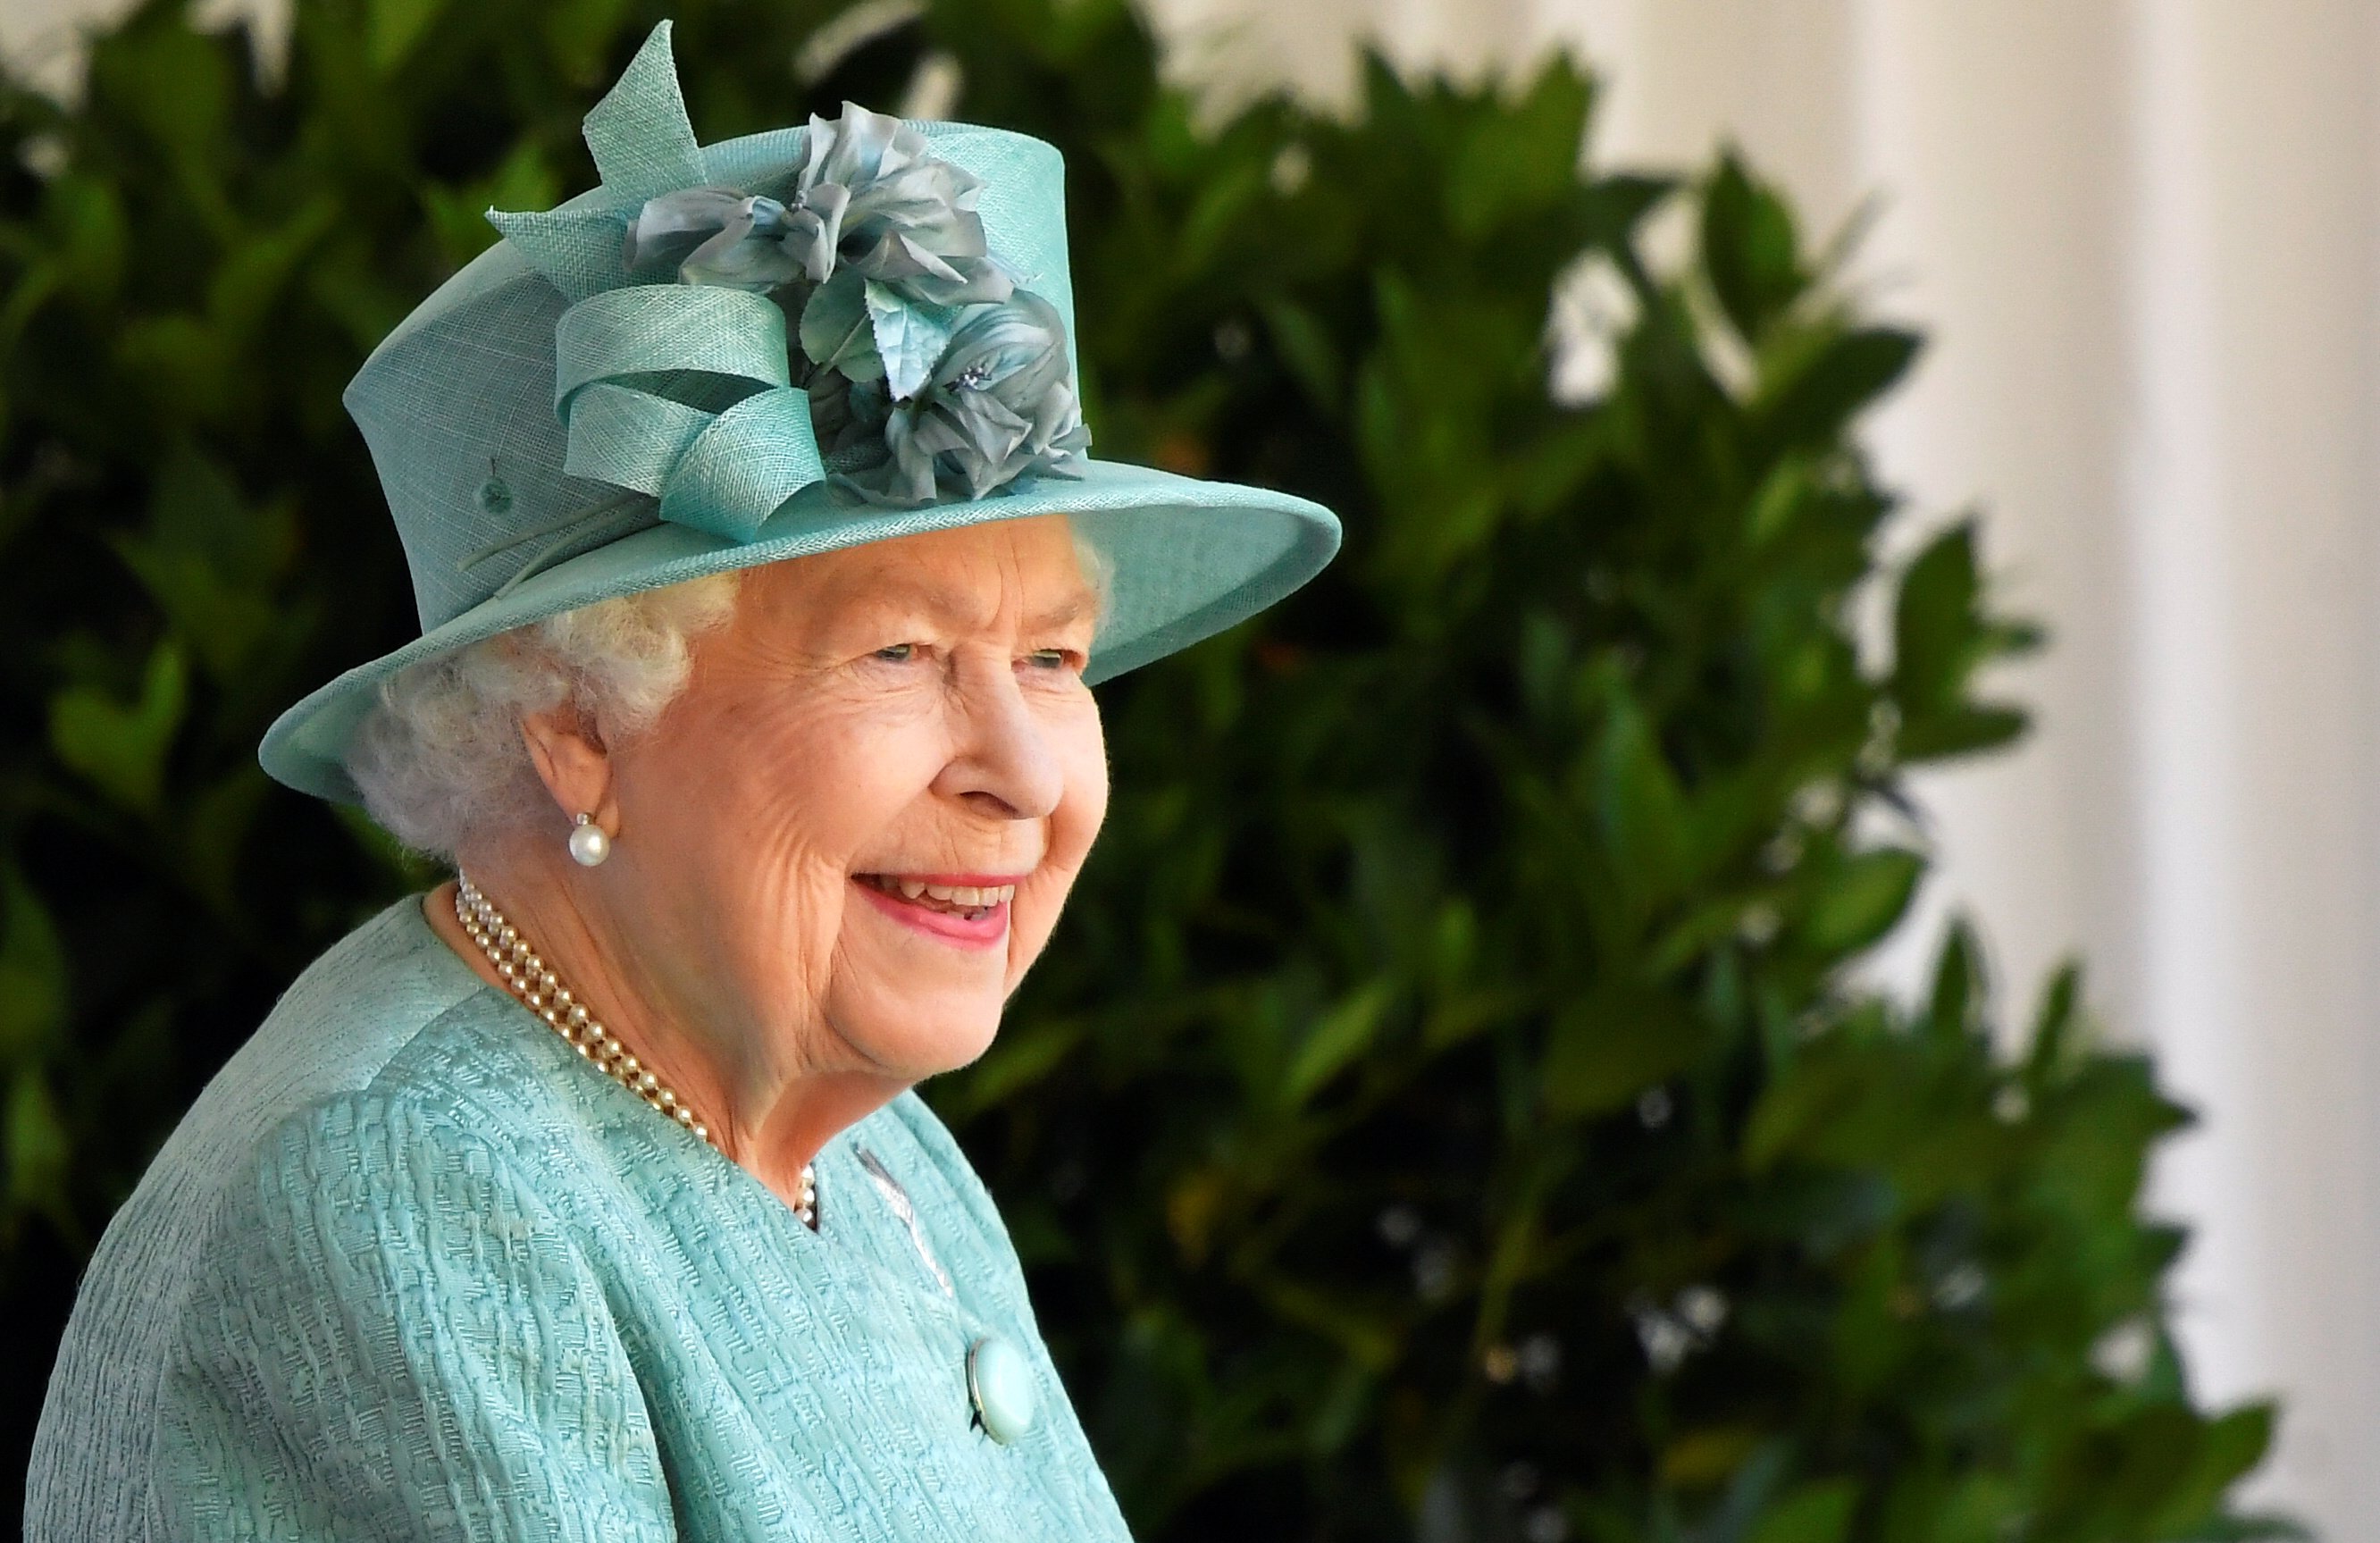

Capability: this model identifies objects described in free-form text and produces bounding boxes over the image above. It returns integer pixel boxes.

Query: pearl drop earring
[567,813,611,868]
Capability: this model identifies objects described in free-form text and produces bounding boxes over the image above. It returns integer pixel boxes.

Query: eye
[1023,648,1081,673]
[874,643,917,663]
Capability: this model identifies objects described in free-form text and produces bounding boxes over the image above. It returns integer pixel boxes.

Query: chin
[843,1001,1006,1082]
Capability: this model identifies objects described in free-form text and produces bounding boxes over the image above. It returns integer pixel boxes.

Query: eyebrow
[1028,591,1101,630]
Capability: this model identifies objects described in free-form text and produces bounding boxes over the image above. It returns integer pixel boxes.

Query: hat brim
[259,457,1341,803]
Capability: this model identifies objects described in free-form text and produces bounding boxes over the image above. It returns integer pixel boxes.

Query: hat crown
[343,24,1076,633]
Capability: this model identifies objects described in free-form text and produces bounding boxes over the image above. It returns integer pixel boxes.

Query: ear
[518,700,618,836]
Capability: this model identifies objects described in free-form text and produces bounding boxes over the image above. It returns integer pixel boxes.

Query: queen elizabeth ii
[26,25,1337,1540]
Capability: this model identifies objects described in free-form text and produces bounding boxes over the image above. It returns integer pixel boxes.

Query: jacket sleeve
[152,1090,678,1541]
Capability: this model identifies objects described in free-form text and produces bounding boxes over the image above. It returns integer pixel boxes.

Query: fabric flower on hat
[624,104,1011,306]
[847,291,1091,506]
[618,101,1081,507]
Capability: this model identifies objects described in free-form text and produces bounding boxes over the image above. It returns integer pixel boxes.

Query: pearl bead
[568,818,611,868]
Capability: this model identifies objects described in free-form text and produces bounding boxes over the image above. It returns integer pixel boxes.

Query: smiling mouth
[855,874,1019,923]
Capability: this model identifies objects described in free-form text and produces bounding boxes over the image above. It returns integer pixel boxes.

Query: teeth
[874,877,1018,907]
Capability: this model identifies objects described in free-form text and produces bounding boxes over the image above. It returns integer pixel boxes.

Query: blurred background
[1045,3,2380,1534]
[4,1,2372,1540]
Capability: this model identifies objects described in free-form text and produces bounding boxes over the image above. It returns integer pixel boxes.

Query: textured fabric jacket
[27,897,1134,1541]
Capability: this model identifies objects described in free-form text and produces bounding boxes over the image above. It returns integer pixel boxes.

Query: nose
[932,653,1066,821]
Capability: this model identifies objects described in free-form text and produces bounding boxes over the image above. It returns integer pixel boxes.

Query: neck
[423,851,905,1213]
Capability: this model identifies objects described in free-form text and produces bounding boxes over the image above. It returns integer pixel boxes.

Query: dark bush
[0,0,2291,1538]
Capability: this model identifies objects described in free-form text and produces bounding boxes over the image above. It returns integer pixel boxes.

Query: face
[599,516,1108,1089]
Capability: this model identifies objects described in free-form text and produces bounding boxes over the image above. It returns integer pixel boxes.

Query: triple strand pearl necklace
[455,875,817,1227]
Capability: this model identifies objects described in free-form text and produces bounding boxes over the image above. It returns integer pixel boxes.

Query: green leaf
[367,0,449,72]
[4,1069,71,1220]
[2027,961,2084,1076]
[117,315,236,423]
[87,20,233,167]
[207,198,339,341]
[182,768,271,920]
[1801,849,1923,957]
[1702,151,1802,342]
[0,877,67,1065]
[49,641,187,815]
[1542,985,1707,1117]
[1926,920,1985,1039]
[1594,692,1693,904]
[1898,704,2029,763]
[112,450,292,682]
[1757,326,1921,451]
[1446,56,1590,239]
[1260,297,1344,410]
[1893,521,1986,705]
[947,1016,1085,1118]
[1282,980,1393,1108]
[1744,1049,1863,1172]
[2150,1407,2279,1536]
[1749,1480,1858,1543]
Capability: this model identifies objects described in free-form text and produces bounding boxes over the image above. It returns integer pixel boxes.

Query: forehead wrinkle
[806,547,1098,636]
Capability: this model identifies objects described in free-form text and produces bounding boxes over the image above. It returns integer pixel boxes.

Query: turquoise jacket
[27,897,1133,1541]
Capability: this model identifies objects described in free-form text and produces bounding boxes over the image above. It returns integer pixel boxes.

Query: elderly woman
[27,26,1335,1540]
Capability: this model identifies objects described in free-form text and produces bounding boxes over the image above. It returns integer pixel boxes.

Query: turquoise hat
[259,21,1339,804]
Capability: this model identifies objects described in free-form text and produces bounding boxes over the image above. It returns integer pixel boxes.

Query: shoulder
[42,893,486,1333]
[125,893,493,1210]
[68,980,582,1398]
[68,896,502,1293]
[26,901,578,1538]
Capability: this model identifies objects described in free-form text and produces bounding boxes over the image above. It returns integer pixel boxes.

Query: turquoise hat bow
[258,20,1340,805]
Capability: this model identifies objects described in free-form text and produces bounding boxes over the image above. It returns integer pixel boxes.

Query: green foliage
[0,1,2289,1539]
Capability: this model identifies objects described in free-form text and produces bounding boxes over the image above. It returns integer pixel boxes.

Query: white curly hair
[347,574,743,861]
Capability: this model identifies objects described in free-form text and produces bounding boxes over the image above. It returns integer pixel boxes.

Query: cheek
[1009,700,1109,960]
[663,685,951,887]
[1050,705,1110,863]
